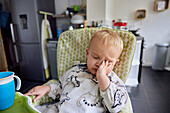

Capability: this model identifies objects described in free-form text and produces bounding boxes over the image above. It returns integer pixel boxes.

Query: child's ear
[86,48,89,58]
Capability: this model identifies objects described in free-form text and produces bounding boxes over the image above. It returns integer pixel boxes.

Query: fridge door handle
[10,23,20,63]
[10,23,16,43]
[14,45,19,63]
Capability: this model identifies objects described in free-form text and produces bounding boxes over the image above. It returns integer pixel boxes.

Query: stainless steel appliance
[9,0,55,82]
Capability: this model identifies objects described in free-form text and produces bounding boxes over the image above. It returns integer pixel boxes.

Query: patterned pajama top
[42,64,128,113]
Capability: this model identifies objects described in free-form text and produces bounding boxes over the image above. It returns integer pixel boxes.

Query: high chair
[30,27,136,113]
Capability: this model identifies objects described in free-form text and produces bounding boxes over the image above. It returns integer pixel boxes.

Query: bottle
[100,20,103,27]
[65,10,69,17]
[92,21,95,27]
[57,28,61,39]
[96,21,98,27]
[84,20,87,28]
[112,20,115,29]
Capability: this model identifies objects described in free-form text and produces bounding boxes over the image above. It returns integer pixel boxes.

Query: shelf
[135,9,146,20]
[53,13,86,18]
[154,0,169,11]
[53,14,66,18]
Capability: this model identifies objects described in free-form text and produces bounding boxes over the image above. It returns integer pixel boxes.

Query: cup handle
[14,75,21,90]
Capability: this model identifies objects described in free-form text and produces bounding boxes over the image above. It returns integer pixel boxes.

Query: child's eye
[93,56,99,59]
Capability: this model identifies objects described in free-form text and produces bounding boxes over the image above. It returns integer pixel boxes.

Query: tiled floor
[20,66,170,113]
[128,67,170,113]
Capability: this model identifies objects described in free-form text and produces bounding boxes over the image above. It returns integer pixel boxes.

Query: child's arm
[100,75,128,113]
[24,67,73,102]
[96,61,128,112]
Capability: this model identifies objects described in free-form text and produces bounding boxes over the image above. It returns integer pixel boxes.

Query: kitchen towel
[41,19,52,79]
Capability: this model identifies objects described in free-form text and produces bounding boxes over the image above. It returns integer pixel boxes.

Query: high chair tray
[0,92,40,113]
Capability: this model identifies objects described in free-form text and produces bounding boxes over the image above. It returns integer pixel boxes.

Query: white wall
[55,0,86,14]
[87,0,105,24]
[87,0,170,66]
[105,0,115,27]
[55,0,69,14]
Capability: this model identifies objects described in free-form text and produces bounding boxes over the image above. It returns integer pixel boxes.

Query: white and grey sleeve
[100,72,128,113]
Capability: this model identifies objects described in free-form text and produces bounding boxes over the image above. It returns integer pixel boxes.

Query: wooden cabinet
[135,9,146,20]
[0,28,8,71]
[154,0,169,11]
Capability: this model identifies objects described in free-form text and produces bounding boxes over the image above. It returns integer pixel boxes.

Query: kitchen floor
[20,66,170,113]
[128,67,170,113]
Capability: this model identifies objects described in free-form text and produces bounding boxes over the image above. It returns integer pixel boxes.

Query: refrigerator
[9,0,55,82]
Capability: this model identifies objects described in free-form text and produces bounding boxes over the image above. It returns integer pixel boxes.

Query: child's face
[86,40,121,75]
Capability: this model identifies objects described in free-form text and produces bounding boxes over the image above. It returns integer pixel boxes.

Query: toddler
[25,30,129,113]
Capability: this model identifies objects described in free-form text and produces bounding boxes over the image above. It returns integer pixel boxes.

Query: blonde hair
[89,30,123,52]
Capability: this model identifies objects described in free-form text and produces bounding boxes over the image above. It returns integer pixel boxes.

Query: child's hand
[24,85,51,102]
[96,60,108,76]
[96,61,114,91]
[96,60,114,76]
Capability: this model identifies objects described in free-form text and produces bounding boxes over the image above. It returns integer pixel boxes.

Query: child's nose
[96,60,103,67]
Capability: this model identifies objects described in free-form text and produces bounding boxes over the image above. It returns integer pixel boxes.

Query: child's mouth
[93,68,97,71]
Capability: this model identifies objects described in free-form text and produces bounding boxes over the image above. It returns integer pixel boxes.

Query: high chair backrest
[57,28,136,83]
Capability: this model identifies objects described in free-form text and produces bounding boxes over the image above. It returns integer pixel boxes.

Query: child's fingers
[102,60,105,65]
[105,61,108,67]
[34,96,40,102]
[24,89,35,96]
[31,91,40,95]
[109,62,114,68]
[24,88,39,96]
[34,94,43,102]
[99,60,105,67]
[24,92,31,96]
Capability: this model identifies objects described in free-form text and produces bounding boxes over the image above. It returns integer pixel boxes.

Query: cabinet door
[0,29,8,71]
